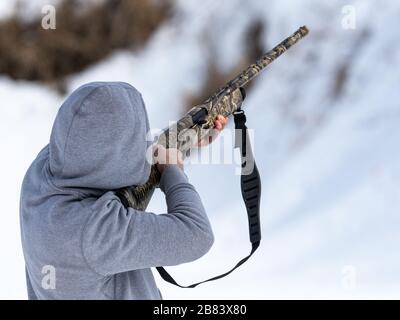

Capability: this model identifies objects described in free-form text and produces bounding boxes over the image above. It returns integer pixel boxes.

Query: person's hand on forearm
[196,115,229,147]
[154,115,229,174]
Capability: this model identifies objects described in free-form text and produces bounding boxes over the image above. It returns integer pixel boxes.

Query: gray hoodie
[19,82,214,300]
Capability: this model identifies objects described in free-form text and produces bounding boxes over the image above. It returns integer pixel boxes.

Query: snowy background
[0,0,399,299]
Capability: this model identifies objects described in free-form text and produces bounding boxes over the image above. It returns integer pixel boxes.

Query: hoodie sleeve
[81,165,214,276]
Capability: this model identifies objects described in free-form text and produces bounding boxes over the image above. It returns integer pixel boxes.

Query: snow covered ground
[0,0,399,299]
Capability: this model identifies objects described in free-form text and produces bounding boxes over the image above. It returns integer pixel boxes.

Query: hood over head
[49,82,151,190]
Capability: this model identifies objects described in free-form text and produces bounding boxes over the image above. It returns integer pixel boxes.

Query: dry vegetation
[0,0,171,83]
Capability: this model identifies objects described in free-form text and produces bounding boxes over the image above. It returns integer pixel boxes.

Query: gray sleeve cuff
[159,165,189,193]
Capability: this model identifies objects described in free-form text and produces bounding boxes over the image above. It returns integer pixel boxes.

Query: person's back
[20,82,216,299]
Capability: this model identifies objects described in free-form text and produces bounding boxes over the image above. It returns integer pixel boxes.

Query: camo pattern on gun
[116,26,309,209]
[221,25,309,91]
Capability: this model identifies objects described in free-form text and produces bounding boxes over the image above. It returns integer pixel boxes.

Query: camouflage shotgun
[116,26,309,289]
[116,26,309,211]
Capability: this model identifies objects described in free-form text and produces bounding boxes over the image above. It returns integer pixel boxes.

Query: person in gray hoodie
[20,81,228,300]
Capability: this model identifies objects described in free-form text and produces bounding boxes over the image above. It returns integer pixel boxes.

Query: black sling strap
[156,107,262,288]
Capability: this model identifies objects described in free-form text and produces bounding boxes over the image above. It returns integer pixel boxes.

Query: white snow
[0,0,399,299]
